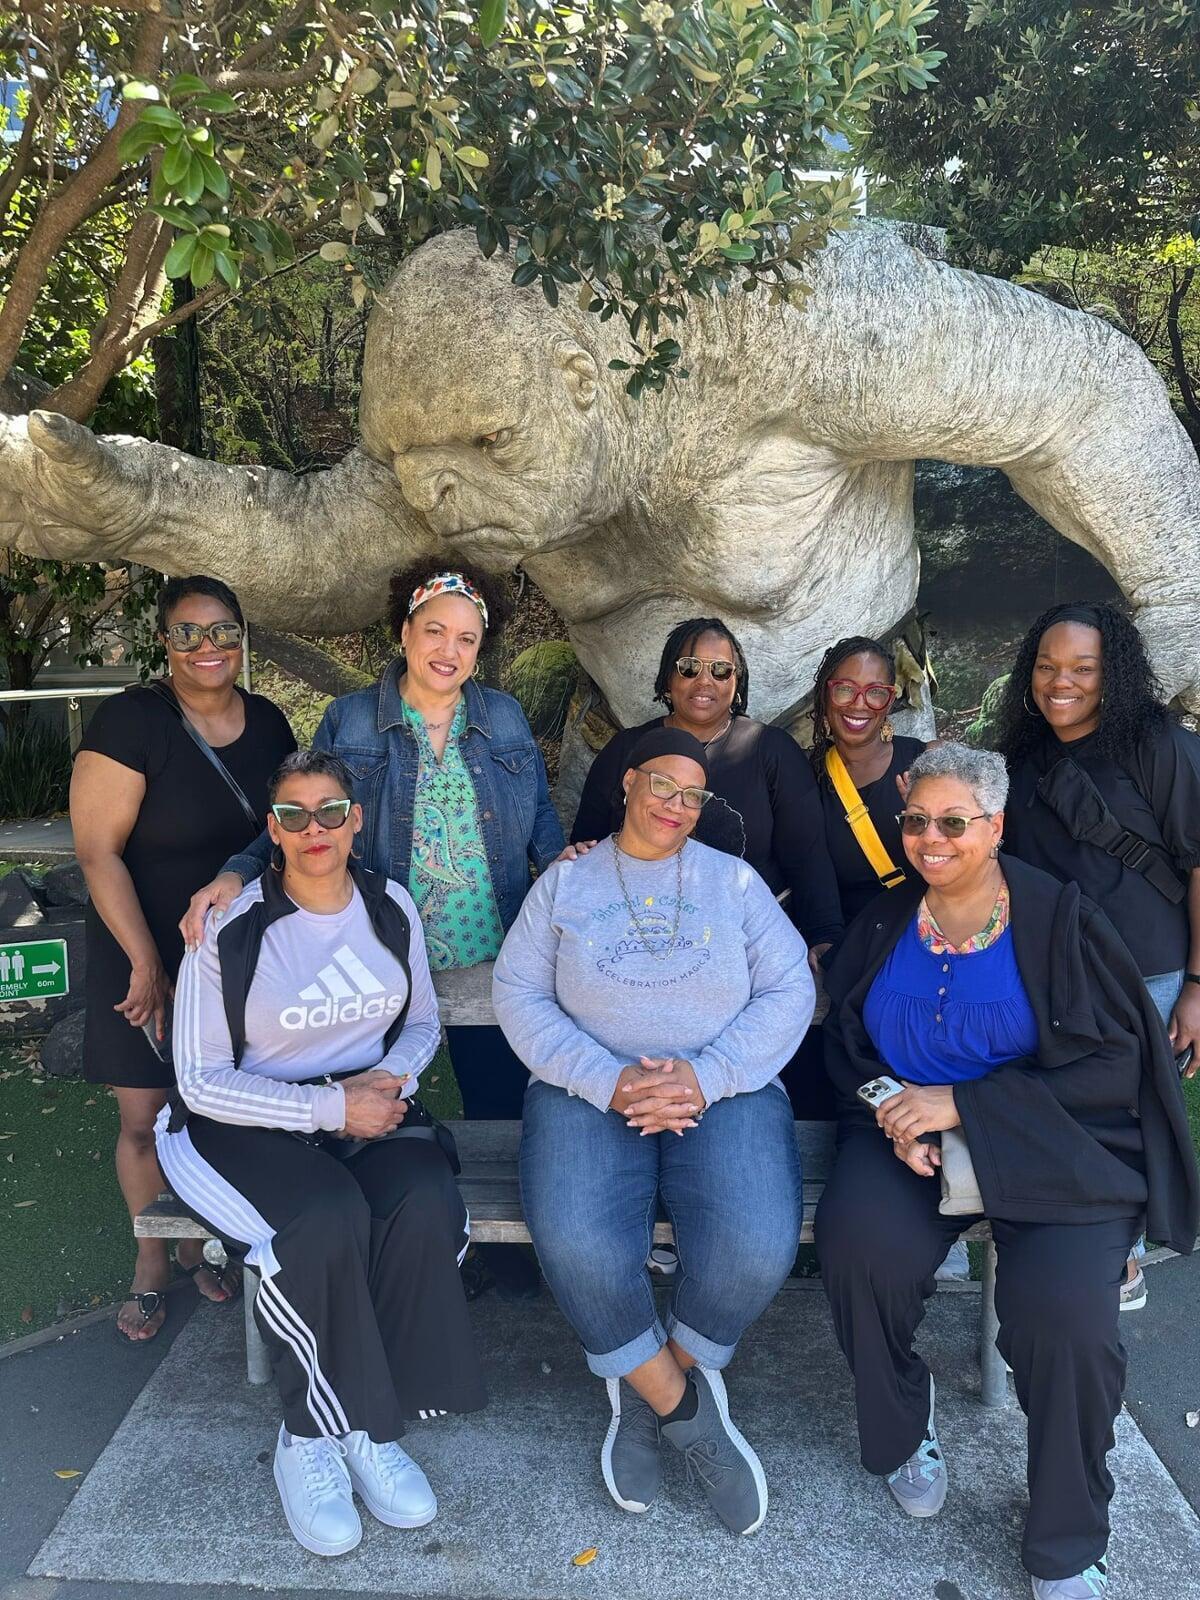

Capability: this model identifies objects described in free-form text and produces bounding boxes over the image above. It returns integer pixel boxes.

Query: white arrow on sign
[32,962,60,976]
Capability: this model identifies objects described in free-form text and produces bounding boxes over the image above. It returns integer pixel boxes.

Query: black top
[817,736,925,924]
[1003,723,1200,977]
[78,684,296,978]
[823,856,1198,1248]
[571,714,844,946]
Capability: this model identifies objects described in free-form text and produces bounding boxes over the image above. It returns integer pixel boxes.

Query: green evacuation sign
[0,938,69,1002]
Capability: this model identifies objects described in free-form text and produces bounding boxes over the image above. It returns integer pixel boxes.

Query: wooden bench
[135,964,1007,1407]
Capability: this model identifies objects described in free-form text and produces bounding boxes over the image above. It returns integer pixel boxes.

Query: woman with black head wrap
[997,600,1200,1310]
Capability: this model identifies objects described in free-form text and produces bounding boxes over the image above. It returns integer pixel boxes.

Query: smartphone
[1177,1047,1194,1078]
[856,1074,905,1110]
[141,999,174,1066]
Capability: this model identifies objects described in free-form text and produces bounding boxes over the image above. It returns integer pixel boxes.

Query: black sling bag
[140,679,260,835]
[1036,756,1186,906]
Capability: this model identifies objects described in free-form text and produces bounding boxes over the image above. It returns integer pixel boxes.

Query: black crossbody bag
[290,1071,461,1174]
[1036,756,1186,906]
[139,679,260,837]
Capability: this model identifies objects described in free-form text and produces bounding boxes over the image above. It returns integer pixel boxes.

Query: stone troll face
[2,221,1197,728]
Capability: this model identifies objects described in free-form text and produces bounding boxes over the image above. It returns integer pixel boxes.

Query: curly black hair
[808,635,896,778]
[995,600,1170,767]
[652,617,750,717]
[386,559,514,643]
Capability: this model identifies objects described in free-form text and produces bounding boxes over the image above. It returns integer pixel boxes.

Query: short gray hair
[906,741,1008,815]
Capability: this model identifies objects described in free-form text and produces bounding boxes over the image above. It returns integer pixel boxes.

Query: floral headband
[407,571,489,630]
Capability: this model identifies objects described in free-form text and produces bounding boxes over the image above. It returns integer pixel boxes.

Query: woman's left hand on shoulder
[1169,984,1200,1073]
[877,1082,960,1142]
[554,839,597,863]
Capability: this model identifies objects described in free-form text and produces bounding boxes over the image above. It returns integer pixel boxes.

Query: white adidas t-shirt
[172,879,441,1133]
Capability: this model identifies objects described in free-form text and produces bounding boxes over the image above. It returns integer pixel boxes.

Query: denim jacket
[223,666,565,933]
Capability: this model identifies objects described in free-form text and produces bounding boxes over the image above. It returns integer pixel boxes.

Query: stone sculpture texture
[2,220,1197,727]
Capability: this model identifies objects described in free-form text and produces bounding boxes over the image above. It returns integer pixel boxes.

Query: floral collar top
[916,880,1011,956]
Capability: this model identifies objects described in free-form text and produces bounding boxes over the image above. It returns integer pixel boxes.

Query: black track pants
[815,1130,1137,1581]
[158,1115,487,1442]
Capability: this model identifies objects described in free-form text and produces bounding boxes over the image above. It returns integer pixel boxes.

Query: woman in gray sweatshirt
[492,727,815,1539]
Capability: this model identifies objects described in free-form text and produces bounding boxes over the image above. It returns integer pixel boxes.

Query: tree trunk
[1166,265,1199,429]
[152,279,205,454]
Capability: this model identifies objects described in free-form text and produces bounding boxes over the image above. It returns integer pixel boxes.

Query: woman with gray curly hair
[815,741,1197,1600]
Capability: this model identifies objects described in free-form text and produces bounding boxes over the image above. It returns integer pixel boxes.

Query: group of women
[71,564,1200,1597]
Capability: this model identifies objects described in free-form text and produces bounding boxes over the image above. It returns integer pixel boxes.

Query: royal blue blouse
[863,915,1039,1085]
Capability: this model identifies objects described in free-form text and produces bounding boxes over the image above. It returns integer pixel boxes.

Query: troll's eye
[476,429,511,450]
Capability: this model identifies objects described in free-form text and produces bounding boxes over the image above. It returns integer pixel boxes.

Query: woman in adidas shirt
[156,749,484,1558]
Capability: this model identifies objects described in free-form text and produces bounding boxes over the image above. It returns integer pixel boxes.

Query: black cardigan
[823,855,1198,1251]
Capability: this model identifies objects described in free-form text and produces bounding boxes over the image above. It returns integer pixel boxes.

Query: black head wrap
[1039,603,1104,634]
[625,727,710,780]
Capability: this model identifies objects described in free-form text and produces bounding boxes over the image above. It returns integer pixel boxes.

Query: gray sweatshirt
[174,878,440,1132]
[492,837,815,1113]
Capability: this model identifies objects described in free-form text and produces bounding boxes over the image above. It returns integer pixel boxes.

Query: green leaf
[122,81,160,101]
[139,104,185,131]
[149,204,199,230]
[178,161,206,204]
[168,74,208,98]
[189,245,215,289]
[425,145,442,190]
[198,153,229,199]
[214,251,240,289]
[511,261,539,287]
[319,241,350,261]
[455,145,489,169]
[161,140,193,187]
[163,234,198,278]
[190,91,238,114]
[118,125,162,164]
[479,0,508,47]
[720,242,756,261]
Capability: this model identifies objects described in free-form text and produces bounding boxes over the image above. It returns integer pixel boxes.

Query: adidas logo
[280,944,404,1031]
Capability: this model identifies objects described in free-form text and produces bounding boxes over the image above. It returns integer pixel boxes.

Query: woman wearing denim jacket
[181,563,569,1137]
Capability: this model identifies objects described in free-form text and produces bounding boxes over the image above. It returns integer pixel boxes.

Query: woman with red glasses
[809,635,927,925]
[572,616,844,963]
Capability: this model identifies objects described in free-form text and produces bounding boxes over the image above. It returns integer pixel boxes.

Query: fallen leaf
[14,1199,36,1206]
[53,1469,82,1479]
[1187,1411,1199,1429]
[19,1305,33,1323]
[40,1106,56,1114]
[572,1548,599,1568]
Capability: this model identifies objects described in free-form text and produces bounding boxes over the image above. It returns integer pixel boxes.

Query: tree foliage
[864,0,1200,275]
[1,0,944,416]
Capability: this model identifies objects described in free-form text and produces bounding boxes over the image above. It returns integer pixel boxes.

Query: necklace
[403,695,460,732]
[702,716,733,747]
[611,834,684,962]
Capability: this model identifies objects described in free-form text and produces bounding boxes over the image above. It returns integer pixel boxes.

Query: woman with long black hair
[996,600,1200,1309]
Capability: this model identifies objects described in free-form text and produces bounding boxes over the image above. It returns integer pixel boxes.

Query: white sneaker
[343,1430,438,1528]
[272,1426,361,1557]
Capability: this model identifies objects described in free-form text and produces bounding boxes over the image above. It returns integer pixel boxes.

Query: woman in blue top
[815,743,1197,1600]
[181,560,569,1131]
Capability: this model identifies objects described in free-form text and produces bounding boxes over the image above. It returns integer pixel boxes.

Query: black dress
[817,735,925,924]
[1004,722,1200,978]
[77,685,295,1087]
[571,714,844,946]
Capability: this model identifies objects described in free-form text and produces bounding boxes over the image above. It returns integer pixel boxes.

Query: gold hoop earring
[880,719,894,744]
[1023,688,1041,716]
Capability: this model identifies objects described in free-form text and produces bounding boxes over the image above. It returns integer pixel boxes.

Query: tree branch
[222,0,316,75]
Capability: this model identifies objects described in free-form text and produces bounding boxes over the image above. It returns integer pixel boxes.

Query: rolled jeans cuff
[583,1318,667,1380]
[666,1313,736,1371]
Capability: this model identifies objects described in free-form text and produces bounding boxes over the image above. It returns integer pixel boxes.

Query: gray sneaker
[601,1379,661,1513]
[886,1375,948,1518]
[1119,1267,1146,1312]
[1031,1559,1108,1598]
[661,1367,767,1537]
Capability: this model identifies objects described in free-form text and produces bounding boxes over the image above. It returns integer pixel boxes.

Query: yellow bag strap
[825,747,907,890]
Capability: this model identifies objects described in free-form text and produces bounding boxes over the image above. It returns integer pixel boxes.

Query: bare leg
[624,1346,688,1416]
[111,1085,171,1340]
[667,1336,697,1372]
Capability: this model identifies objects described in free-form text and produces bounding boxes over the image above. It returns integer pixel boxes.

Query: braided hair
[995,600,1170,767]
[808,636,896,779]
[653,617,750,717]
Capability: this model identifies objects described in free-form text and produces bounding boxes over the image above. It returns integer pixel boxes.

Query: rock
[42,861,89,908]
[503,642,578,740]
[39,1009,85,1078]
[0,873,45,928]
[966,674,1011,748]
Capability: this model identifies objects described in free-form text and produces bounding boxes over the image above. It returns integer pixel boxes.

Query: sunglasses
[638,768,713,811]
[897,810,989,839]
[675,656,737,682]
[271,799,353,832]
[827,678,897,712]
[166,621,244,653]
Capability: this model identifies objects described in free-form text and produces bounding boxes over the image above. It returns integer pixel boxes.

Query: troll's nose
[393,454,458,517]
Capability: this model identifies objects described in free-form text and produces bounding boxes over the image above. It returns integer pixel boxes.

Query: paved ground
[2,1265,1198,1600]
[0,817,73,863]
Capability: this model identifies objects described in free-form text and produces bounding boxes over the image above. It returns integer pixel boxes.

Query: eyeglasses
[271,799,353,832]
[827,678,897,712]
[165,621,244,653]
[639,769,713,810]
[896,810,989,840]
[675,656,737,683]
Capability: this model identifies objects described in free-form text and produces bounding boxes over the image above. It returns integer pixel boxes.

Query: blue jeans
[519,1078,801,1379]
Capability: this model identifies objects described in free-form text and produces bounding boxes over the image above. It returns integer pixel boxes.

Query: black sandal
[115,1290,167,1343]
[174,1251,242,1306]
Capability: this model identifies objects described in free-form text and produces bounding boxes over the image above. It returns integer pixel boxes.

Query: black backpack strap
[1036,757,1186,906]
[142,680,260,833]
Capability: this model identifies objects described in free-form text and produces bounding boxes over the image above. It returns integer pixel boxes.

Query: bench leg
[978,1238,1008,1408]
[243,1267,272,1386]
